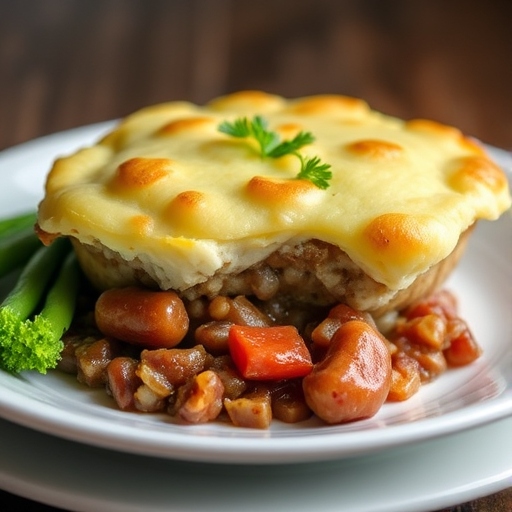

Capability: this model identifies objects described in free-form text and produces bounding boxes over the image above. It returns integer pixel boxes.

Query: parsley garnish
[218,116,332,189]
[296,155,332,191]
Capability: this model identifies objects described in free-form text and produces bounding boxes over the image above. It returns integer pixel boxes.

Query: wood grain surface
[1,1,511,511]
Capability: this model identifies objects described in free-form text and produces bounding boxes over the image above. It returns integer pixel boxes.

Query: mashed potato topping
[37,91,511,295]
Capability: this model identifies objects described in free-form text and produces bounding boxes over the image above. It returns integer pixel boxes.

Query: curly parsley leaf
[218,115,280,157]
[267,131,315,158]
[218,117,253,138]
[218,115,332,189]
[296,155,332,190]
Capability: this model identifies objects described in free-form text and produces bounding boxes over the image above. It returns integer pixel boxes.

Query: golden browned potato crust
[37,91,511,313]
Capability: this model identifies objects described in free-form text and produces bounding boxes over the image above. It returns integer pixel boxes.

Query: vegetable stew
[58,287,481,429]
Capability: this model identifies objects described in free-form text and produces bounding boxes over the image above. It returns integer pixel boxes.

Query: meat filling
[72,229,471,317]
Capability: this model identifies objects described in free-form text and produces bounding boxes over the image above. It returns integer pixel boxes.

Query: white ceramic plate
[1,414,512,512]
[0,124,511,464]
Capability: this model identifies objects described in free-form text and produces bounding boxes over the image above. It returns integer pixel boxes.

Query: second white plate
[2,415,512,512]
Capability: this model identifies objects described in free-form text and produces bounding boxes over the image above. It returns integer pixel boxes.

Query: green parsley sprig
[296,155,332,191]
[218,115,332,189]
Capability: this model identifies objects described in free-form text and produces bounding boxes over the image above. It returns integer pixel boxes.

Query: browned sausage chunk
[95,287,189,348]
[303,320,392,424]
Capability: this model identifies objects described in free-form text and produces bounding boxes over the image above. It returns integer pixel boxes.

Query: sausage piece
[95,287,189,348]
[303,320,392,424]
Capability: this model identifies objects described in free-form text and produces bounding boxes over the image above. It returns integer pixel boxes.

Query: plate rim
[2,415,512,512]
[0,124,511,464]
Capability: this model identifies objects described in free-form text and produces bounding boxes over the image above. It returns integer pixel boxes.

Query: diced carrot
[444,318,482,367]
[228,325,313,380]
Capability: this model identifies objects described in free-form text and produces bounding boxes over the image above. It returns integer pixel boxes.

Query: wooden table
[1,1,511,510]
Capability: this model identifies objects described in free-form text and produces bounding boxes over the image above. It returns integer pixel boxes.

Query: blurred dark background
[1,0,512,152]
